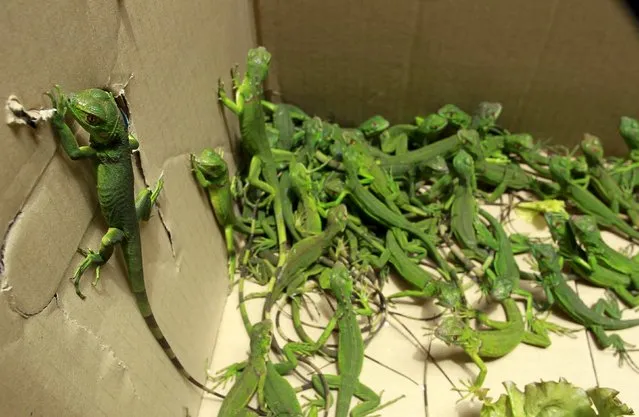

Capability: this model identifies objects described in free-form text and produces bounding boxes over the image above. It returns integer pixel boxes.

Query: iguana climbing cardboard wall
[2,0,639,416]
[256,0,639,155]
[0,1,254,416]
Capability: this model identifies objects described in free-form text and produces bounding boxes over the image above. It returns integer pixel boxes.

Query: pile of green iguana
[30,44,639,416]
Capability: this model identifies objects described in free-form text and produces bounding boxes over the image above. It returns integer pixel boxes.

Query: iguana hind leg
[74,227,125,299]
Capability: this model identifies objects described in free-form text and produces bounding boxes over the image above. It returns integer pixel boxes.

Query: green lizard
[357,115,390,139]
[261,100,310,122]
[218,47,289,266]
[215,319,274,417]
[438,103,472,129]
[447,149,497,261]
[46,86,225,399]
[308,262,394,417]
[434,297,556,400]
[288,158,323,237]
[569,214,639,289]
[470,101,506,135]
[323,144,458,284]
[548,155,639,241]
[262,204,349,318]
[192,147,265,280]
[531,243,639,371]
[580,133,639,226]
[543,212,639,309]
[619,116,639,160]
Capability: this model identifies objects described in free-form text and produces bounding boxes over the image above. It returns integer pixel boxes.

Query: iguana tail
[122,238,225,400]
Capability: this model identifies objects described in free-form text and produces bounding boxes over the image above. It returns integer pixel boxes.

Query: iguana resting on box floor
[46,86,226,400]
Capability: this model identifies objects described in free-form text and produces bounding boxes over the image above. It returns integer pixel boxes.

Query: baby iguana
[218,47,289,266]
[434,298,556,401]
[548,155,639,241]
[215,319,274,417]
[46,86,224,398]
[531,243,639,371]
[192,148,263,280]
[307,262,402,417]
[262,204,349,318]
[570,215,639,289]
[447,149,497,261]
[541,212,639,309]
[580,133,639,227]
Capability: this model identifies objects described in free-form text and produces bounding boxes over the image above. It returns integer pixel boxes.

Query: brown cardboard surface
[0,1,255,416]
[257,0,639,156]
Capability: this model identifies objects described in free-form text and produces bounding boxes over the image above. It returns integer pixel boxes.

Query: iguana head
[326,204,349,230]
[418,113,448,134]
[620,116,639,149]
[303,116,324,149]
[436,282,463,310]
[530,243,561,276]
[544,211,569,241]
[473,101,502,129]
[452,149,475,180]
[321,172,345,198]
[191,148,229,188]
[246,47,272,86]
[329,262,353,305]
[580,133,604,165]
[504,133,535,152]
[548,155,572,184]
[288,159,312,191]
[418,155,449,175]
[68,88,125,145]
[249,319,273,356]
[358,115,389,137]
[434,316,470,346]
[437,104,471,128]
[569,215,601,243]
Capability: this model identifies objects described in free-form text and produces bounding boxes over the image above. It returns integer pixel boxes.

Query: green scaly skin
[434,298,554,400]
[548,155,639,241]
[47,86,225,399]
[532,243,639,371]
[323,144,460,286]
[544,213,639,309]
[261,100,310,123]
[218,47,289,267]
[478,208,545,326]
[438,103,472,129]
[216,319,273,417]
[502,133,552,178]
[308,263,393,417]
[191,148,262,280]
[469,101,508,135]
[448,149,496,261]
[288,159,323,237]
[262,204,349,319]
[374,229,463,310]
[580,133,639,226]
[569,214,639,289]
[357,115,390,139]
[620,116,639,158]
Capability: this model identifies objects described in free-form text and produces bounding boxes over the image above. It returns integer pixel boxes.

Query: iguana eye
[86,114,100,124]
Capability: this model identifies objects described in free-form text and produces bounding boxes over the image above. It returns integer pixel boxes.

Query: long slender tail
[123,241,225,400]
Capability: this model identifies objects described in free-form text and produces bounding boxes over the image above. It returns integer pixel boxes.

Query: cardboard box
[2,1,639,416]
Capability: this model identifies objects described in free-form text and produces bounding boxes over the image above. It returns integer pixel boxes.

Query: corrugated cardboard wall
[0,1,254,416]
[258,0,639,155]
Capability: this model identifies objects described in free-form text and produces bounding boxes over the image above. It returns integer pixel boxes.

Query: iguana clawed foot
[72,248,105,299]
[609,335,639,373]
[453,378,490,402]
[208,361,245,390]
[530,314,579,338]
